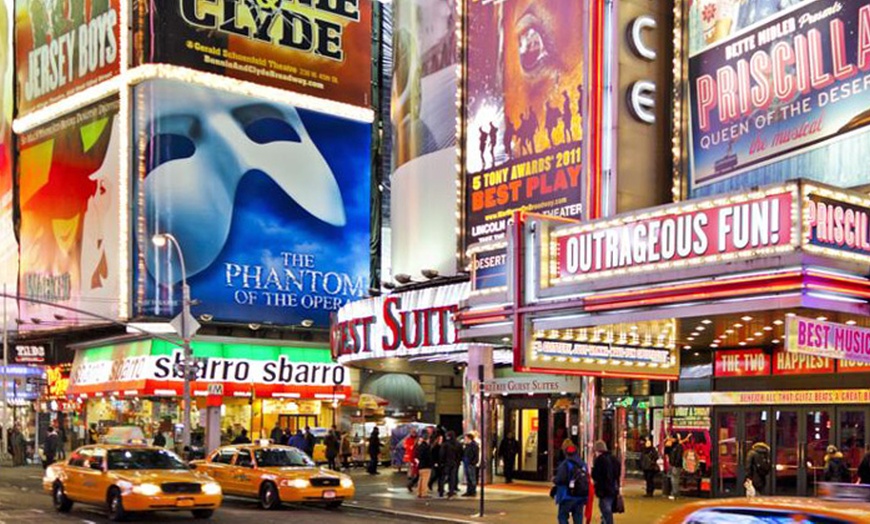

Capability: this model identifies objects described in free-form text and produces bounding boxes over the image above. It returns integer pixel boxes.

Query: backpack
[567,460,590,499]
[754,449,771,477]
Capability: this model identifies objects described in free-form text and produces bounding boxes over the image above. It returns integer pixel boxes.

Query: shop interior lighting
[816,316,828,321]
[786,313,796,317]
[763,326,773,331]
[701,319,712,324]
[772,339,780,344]
[738,342,747,346]
[754,332,763,337]
[741,316,753,321]
[847,320,858,326]
[773,320,784,325]
[696,326,705,331]
[733,323,743,328]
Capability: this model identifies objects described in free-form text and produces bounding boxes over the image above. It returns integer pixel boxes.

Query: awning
[361,373,426,411]
[67,338,352,400]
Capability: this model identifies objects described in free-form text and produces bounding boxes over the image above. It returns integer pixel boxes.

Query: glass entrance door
[771,407,834,496]
[713,408,770,497]
[774,409,799,496]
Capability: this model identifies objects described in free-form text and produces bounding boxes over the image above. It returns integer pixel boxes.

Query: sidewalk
[345,468,686,523]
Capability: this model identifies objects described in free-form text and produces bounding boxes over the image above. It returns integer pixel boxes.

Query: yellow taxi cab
[190,443,354,510]
[44,445,222,521]
[658,496,870,523]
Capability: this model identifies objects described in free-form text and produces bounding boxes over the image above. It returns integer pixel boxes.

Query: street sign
[170,311,201,340]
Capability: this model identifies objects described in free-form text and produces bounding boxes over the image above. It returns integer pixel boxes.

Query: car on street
[43,444,222,521]
[190,443,354,510]
[658,496,870,523]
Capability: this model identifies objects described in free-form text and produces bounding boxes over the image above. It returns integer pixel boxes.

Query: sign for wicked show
[689,0,870,188]
[135,0,372,107]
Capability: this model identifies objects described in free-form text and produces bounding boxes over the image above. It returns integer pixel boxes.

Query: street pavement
[0,464,689,523]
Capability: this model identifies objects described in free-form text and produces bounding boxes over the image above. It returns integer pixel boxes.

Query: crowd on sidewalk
[393,426,482,499]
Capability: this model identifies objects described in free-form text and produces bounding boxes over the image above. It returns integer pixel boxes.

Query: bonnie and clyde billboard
[689,0,870,191]
[134,0,372,107]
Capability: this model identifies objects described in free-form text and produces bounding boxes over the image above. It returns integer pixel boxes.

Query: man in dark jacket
[499,432,520,483]
[462,433,480,497]
[859,450,870,485]
[368,427,382,475]
[824,445,852,483]
[231,428,251,444]
[665,433,684,499]
[745,439,771,495]
[415,431,432,498]
[325,427,340,471]
[429,434,444,496]
[554,444,588,524]
[440,431,461,497]
[43,426,60,468]
[288,429,305,450]
[591,440,620,524]
[303,426,315,456]
[270,424,283,444]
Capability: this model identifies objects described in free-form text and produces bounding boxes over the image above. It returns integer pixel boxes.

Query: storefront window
[839,411,865,478]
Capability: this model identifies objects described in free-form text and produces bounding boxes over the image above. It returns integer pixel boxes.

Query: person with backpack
[824,445,852,483]
[553,444,589,524]
[591,440,621,524]
[640,436,659,497]
[745,438,771,495]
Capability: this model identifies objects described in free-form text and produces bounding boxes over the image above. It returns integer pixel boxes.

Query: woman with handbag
[640,437,659,497]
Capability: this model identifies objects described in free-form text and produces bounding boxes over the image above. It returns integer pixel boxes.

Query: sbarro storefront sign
[67,339,351,399]
[332,282,469,363]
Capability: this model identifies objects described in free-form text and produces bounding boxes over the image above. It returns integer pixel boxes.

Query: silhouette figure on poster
[562,91,574,143]
[503,119,515,159]
[545,100,561,148]
[488,122,498,164]
[479,126,488,169]
[576,84,583,123]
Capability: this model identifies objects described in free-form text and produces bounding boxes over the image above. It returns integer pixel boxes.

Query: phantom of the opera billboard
[15,0,120,115]
[132,79,371,328]
[0,0,15,326]
[18,98,122,328]
[133,0,373,107]
[688,0,870,196]
[464,0,587,250]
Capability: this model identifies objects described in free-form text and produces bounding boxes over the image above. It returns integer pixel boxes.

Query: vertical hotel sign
[15,0,120,114]
[689,0,870,189]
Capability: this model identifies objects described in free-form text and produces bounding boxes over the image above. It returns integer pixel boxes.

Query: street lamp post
[152,233,194,457]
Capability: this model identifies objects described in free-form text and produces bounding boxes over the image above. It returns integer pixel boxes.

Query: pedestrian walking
[824,445,852,483]
[303,426,315,456]
[288,429,305,450]
[152,430,167,448]
[340,431,353,470]
[462,433,480,497]
[499,432,520,483]
[553,444,589,524]
[665,433,684,499]
[231,428,251,444]
[640,436,659,497]
[325,427,340,471]
[43,426,59,468]
[403,429,418,475]
[57,422,68,460]
[415,431,433,498]
[11,424,25,467]
[745,437,772,495]
[591,440,621,524]
[440,431,461,497]
[368,427,382,475]
[429,434,444,496]
[270,424,283,443]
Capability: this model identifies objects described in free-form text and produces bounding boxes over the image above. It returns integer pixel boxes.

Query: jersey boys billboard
[464,0,585,249]
[18,98,121,328]
[133,80,370,328]
[0,0,16,327]
[689,0,870,193]
[15,0,120,115]
[134,0,372,107]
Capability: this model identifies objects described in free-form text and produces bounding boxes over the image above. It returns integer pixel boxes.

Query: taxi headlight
[132,483,161,496]
[340,478,353,489]
[280,478,310,489]
[43,467,57,483]
[202,482,222,496]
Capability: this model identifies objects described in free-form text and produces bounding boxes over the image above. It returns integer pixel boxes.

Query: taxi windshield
[107,449,188,470]
[254,448,315,468]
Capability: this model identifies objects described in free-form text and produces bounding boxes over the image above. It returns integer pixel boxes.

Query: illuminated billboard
[134,0,373,107]
[18,98,122,328]
[133,79,371,327]
[687,0,870,196]
[15,0,120,115]
[0,0,16,325]
[464,0,585,250]
[390,0,459,276]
